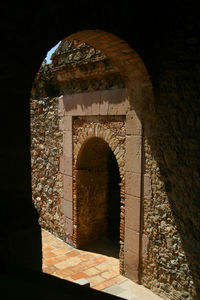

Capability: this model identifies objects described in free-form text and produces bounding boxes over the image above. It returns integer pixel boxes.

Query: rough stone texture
[72,116,126,274]
[30,97,65,240]
[29,29,199,300]
[31,40,124,99]
[141,137,196,300]
[1,3,200,300]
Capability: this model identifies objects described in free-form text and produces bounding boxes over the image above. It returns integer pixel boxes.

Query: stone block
[62,115,72,131]
[124,228,140,254]
[79,93,93,115]
[125,195,140,232]
[108,89,129,115]
[58,95,65,116]
[74,278,90,287]
[99,90,110,115]
[75,93,91,115]
[125,135,142,173]
[99,100,109,115]
[91,101,100,115]
[63,91,101,116]
[59,117,64,131]
[59,155,72,176]
[63,131,72,157]
[62,94,73,115]
[61,199,73,219]
[62,94,83,116]
[124,250,139,282]
[125,172,141,197]
[65,200,73,219]
[65,217,73,236]
[90,90,101,115]
[126,110,142,135]
[63,175,73,201]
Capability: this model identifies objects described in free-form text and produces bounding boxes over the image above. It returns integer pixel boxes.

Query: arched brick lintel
[75,135,125,179]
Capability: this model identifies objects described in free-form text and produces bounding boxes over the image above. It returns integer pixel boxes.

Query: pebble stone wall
[30,35,197,300]
[30,92,196,300]
[141,136,196,300]
[30,97,65,240]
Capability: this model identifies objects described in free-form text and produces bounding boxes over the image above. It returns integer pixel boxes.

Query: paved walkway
[42,229,163,300]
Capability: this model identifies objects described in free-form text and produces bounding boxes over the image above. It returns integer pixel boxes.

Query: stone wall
[30,41,124,243]
[30,97,65,240]
[141,136,196,300]
[30,89,196,299]
[30,33,199,300]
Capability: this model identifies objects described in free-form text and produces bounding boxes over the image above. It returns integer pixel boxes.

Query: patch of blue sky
[45,41,61,64]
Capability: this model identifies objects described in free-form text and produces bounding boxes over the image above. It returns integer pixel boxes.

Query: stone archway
[71,115,126,273]
[75,137,121,249]
[31,30,154,282]
[59,30,154,282]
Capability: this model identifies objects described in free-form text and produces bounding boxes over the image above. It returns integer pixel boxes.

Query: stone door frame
[59,88,150,282]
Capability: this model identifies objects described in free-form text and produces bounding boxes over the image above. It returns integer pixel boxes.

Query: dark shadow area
[80,238,120,259]
[76,138,121,258]
[1,268,122,300]
[107,150,121,245]
[1,2,200,299]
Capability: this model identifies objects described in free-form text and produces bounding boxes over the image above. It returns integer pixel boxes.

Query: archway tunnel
[75,137,121,251]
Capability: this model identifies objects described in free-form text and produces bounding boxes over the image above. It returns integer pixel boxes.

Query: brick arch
[74,126,125,179]
[64,30,154,118]
[74,135,124,251]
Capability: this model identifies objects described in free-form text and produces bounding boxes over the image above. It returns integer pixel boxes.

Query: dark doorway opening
[107,149,121,245]
[76,137,121,256]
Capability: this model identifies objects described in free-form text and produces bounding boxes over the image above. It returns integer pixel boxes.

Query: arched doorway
[31,29,154,282]
[75,137,121,250]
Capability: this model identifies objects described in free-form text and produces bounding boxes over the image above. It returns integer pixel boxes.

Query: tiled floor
[42,229,164,300]
[42,229,123,290]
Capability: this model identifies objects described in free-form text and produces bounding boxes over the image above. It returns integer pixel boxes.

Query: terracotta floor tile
[65,276,74,281]
[105,277,122,287]
[79,260,97,269]
[71,272,88,280]
[95,261,110,271]
[111,265,120,272]
[41,229,123,288]
[43,246,55,252]
[80,253,96,261]
[43,265,59,274]
[54,255,69,262]
[107,259,118,266]
[70,264,84,273]
[116,274,126,281]
[84,267,100,276]
[89,275,105,286]
[41,230,164,300]
[51,248,69,255]
[44,257,59,265]
[65,250,80,258]
[94,256,107,263]
[55,257,82,270]
[43,251,56,258]
[55,267,73,278]
[92,282,109,290]
[101,271,117,279]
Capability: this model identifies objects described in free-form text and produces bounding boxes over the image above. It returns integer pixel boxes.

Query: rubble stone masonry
[30,37,197,300]
[30,97,65,240]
